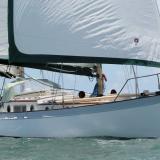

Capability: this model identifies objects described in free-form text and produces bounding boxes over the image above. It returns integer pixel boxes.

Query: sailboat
[1,0,160,138]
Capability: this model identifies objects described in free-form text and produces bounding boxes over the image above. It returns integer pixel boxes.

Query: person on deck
[91,73,107,97]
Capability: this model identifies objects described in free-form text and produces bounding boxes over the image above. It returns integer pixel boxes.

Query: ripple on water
[0,138,160,160]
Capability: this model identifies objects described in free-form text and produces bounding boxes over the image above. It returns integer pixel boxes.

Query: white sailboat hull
[1,95,160,138]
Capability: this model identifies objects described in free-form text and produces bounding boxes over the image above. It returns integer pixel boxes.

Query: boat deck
[2,89,157,113]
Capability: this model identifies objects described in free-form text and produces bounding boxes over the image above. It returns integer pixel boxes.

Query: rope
[60,64,65,107]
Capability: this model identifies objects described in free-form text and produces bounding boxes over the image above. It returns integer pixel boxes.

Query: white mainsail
[0,0,23,78]
[0,0,8,61]
[1,0,96,77]
[10,0,160,66]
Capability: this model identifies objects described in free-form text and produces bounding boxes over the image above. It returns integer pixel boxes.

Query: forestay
[9,0,160,67]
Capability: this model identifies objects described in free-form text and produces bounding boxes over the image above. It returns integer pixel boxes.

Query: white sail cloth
[0,0,97,76]
[0,0,8,61]
[0,0,23,78]
[13,0,160,64]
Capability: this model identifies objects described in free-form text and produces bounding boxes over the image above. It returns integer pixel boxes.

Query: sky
[2,1,160,96]
[20,64,160,96]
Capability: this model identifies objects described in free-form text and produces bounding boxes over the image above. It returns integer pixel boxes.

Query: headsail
[9,0,160,67]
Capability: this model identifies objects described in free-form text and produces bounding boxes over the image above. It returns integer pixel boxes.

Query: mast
[131,65,139,97]
[97,64,103,96]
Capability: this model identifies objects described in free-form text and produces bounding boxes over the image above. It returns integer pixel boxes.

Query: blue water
[0,138,160,160]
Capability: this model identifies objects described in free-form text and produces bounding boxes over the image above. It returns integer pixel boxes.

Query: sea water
[0,138,160,160]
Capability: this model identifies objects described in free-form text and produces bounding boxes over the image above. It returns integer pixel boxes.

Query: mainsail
[8,0,160,67]
[0,0,96,77]
[0,0,20,78]
[0,0,8,63]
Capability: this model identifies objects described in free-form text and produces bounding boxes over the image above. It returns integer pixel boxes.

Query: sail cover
[9,0,160,67]
[47,63,96,76]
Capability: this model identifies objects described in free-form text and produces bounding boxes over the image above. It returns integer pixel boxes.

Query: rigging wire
[72,68,78,105]
[0,65,10,101]
[52,66,62,106]
[127,65,134,93]
[0,77,6,100]
[60,64,65,107]
[24,72,82,91]
[122,65,133,94]
[40,70,44,79]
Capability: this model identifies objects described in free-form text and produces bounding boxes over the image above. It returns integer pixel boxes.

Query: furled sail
[9,0,160,67]
[47,63,96,77]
